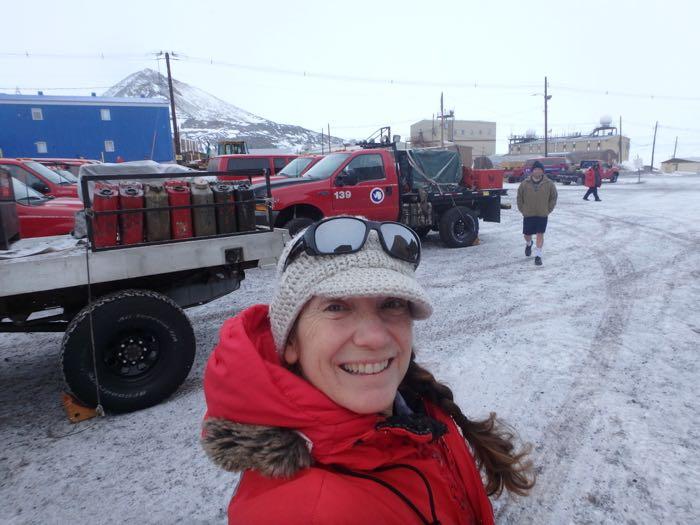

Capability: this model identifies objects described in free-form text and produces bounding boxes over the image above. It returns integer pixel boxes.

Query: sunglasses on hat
[282,217,421,272]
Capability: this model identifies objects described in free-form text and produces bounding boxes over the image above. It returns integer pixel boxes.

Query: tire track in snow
[496,209,639,522]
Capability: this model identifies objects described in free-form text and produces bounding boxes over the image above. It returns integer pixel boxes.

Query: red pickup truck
[8,175,82,238]
[251,140,505,247]
[0,158,78,198]
[559,159,620,185]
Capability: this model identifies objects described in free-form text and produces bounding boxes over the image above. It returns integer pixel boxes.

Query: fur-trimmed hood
[201,418,312,478]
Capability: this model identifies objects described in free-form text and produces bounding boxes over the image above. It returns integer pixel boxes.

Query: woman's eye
[382,298,408,311]
[324,302,346,312]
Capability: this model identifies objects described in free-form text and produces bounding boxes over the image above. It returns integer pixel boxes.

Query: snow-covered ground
[1,173,698,524]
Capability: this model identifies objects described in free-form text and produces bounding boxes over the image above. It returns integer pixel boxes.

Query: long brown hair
[400,355,535,497]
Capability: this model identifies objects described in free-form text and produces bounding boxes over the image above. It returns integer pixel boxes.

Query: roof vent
[91,92,97,97]
[37,91,44,96]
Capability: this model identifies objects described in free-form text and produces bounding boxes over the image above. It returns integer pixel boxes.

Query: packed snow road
[1,173,698,524]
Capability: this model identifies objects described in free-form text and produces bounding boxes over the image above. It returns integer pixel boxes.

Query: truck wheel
[438,207,479,248]
[284,217,315,237]
[414,226,432,240]
[61,289,196,413]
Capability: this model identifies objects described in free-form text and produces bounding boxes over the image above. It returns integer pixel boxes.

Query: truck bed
[0,229,288,298]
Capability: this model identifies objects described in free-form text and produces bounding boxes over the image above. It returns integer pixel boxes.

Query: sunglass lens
[379,224,420,263]
[315,218,366,254]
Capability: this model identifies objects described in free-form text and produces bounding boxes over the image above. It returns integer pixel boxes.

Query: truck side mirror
[32,182,50,193]
[337,168,358,187]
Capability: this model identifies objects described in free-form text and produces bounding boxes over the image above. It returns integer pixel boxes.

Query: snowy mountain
[104,69,344,152]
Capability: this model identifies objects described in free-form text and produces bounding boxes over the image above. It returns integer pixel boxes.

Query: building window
[35,141,47,154]
[572,143,576,151]
[461,129,465,135]
[587,142,590,151]
[104,140,115,152]
[597,142,601,150]
[31,108,43,120]
[100,109,111,121]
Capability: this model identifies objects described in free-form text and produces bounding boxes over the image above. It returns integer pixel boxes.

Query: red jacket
[584,167,602,188]
[202,305,495,525]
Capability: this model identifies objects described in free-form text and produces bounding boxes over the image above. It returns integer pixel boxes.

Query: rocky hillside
[104,68,343,151]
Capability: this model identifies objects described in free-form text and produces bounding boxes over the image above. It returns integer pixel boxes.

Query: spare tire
[438,207,479,248]
[61,289,195,413]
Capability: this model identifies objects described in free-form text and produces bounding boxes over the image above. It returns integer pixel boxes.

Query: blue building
[0,93,174,162]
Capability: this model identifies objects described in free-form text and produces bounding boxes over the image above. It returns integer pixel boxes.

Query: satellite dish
[600,115,613,127]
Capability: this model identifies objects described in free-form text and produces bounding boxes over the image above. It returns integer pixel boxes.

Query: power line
[5,50,700,102]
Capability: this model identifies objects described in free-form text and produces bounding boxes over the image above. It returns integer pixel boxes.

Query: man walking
[517,160,558,266]
[583,163,602,201]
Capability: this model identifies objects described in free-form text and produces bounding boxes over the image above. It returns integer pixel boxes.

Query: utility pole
[440,92,444,147]
[650,121,659,172]
[327,123,331,153]
[163,51,181,162]
[544,76,552,157]
[321,129,324,154]
[673,136,678,158]
[619,116,622,163]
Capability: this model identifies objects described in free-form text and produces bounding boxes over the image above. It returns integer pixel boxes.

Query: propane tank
[191,177,216,237]
[118,182,144,245]
[165,180,193,240]
[92,183,119,248]
[212,183,237,234]
[144,182,171,242]
[234,184,255,232]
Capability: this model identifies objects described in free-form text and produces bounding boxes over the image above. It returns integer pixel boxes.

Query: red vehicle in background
[29,158,100,178]
[506,156,571,183]
[275,155,323,178]
[559,159,620,185]
[208,154,298,181]
[249,130,505,248]
[0,158,78,198]
[10,176,82,238]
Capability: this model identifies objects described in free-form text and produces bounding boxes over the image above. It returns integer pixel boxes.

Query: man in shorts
[516,160,558,266]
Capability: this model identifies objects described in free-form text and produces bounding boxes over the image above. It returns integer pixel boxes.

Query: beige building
[508,124,630,163]
[410,119,496,156]
[660,157,700,173]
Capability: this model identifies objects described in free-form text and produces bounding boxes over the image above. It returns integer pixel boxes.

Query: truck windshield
[24,161,71,185]
[303,153,350,180]
[54,168,79,183]
[278,157,313,177]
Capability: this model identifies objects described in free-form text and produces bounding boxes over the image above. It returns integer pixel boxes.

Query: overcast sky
[3,0,699,164]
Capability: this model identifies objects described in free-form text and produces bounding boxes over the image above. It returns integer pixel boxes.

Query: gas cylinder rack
[0,169,285,414]
[80,170,274,251]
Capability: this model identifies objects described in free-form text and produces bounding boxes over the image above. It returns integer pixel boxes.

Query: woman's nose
[351,314,392,350]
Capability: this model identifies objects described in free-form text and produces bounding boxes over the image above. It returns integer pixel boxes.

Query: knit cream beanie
[268,228,433,353]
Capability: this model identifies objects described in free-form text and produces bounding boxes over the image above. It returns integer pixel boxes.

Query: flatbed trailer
[0,167,287,413]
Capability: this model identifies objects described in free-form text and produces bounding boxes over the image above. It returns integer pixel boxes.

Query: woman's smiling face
[283,296,414,415]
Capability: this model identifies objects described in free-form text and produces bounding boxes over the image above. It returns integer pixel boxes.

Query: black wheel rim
[104,331,160,378]
[453,216,473,241]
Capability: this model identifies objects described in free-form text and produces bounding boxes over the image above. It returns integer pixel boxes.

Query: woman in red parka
[202,216,534,524]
